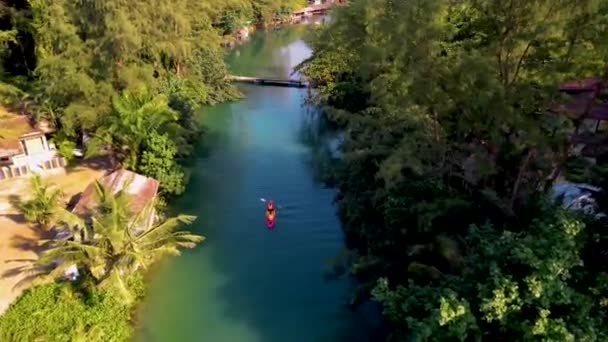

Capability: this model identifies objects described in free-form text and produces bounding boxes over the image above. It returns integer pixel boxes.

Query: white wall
[11,135,56,168]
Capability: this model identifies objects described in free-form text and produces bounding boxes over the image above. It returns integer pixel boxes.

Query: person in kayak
[266,200,275,216]
[266,200,276,228]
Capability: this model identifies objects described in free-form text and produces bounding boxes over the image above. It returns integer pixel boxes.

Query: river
[135,26,380,342]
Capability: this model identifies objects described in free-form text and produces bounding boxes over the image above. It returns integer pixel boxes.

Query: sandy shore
[0,158,109,314]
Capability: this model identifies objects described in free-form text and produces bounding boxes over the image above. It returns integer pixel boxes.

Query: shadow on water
[136,26,385,342]
[298,107,344,186]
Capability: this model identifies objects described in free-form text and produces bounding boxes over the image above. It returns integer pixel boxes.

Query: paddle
[260,198,284,209]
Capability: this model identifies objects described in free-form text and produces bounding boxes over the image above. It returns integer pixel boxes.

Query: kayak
[266,211,276,229]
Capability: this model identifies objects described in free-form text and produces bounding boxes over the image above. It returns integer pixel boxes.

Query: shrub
[0,273,145,342]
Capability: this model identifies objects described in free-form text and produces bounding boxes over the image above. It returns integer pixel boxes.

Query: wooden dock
[228,75,309,88]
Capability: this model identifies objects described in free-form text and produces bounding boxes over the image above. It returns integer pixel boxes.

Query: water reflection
[299,107,343,186]
[226,26,308,78]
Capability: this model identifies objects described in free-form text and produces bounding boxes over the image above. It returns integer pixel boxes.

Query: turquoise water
[135,27,378,342]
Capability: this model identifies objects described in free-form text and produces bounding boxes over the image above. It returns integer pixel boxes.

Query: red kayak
[266,210,276,229]
[265,199,276,229]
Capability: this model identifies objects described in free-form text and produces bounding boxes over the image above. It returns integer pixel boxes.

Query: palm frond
[137,232,203,252]
[39,239,104,256]
[127,199,155,234]
[31,183,203,287]
[136,214,197,243]
[17,174,63,227]
[99,269,133,305]
[55,208,87,237]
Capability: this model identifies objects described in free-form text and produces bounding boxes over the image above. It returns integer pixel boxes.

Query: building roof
[72,169,160,217]
[550,77,608,121]
[559,77,603,93]
[549,91,596,118]
[0,109,46,158]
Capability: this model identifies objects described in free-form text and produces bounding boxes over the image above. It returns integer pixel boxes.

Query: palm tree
[17,174,63,228]
[86,86,179,169]
[36,181,203,303]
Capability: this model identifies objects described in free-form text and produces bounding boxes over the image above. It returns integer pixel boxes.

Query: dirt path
[0,158,110,314]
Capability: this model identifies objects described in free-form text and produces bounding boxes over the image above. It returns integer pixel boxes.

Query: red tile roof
[72,169,159,217]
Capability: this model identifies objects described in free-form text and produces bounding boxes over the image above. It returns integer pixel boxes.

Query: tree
[299,0,608,339]
[373,207,608,341]
[214,2,254,35]
[86,87,189,196]
[0,277,142,342]
[36,181,204,303]
[56,138,76,164]
[251,0,306,24]
[87,87,179,169]
[137,132,185,196]
[17,174,63,228]
[1,0,248,140]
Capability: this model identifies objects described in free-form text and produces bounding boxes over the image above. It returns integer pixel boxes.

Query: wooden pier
[228,75,309,88]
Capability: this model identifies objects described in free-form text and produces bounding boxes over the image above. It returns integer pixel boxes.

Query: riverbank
[0,155,203,340]
[221,13,328,49]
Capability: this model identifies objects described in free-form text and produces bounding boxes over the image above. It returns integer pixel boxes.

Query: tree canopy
[4,0,241,134]
[0,0,305,198]
[299,0,608,340]
[0,0,304,340]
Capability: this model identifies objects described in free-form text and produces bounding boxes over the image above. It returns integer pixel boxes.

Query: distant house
[0,108,63,180]
[292,1,337,20]
[549,77,608,160]
[235,27,250,41]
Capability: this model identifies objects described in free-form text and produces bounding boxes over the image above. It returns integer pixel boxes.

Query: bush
[57,139,77,164]
[0,273,145,342]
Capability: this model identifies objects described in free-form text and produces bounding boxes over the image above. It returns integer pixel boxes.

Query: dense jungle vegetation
[298,0,608,340]
[0,0,304,198]
[0,1,303,340]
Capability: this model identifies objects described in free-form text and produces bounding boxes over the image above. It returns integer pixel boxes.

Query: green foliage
[300,0,608,340]
[1,0,304,132]
[17,174,63,228]
[88,87,188,195]
[251,0,306,24]
[214,2,254,35]
[56,138,76,164]
[0,273,145,342]
[88,87,179,167]
[373,209,608,341]
[20,0,241,130]
[138,133,186,196]
[0,0,305,197]
[35,182,204,304]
